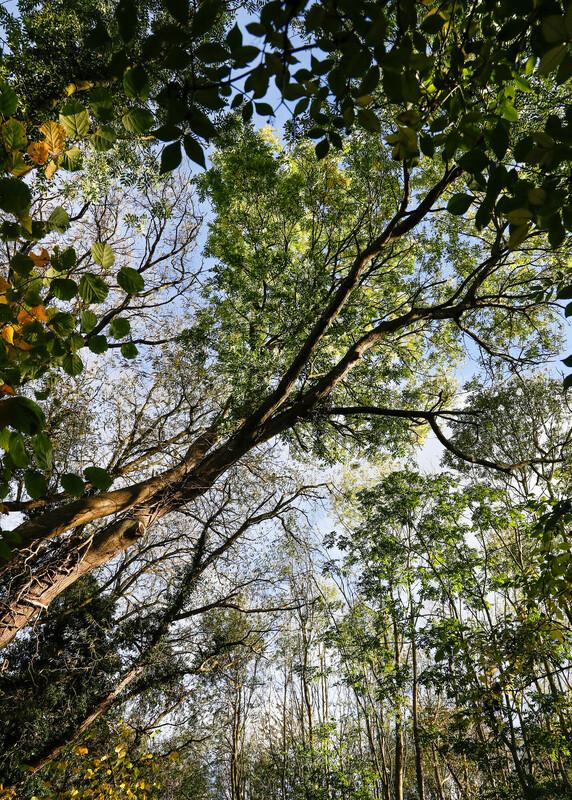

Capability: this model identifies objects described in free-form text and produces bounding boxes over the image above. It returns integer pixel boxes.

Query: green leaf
[0,538,13,561]
[564,373,572,391]
[32,432,52,470]
[557,52,572,83]
[115,0,138,41]
[10,253,34,276]
[117,267,144,294]
[51,278,78,301]
[315,139,330,160]
[61,472,85,496]
[152,124,182,142]
[195,42,229,63]
[0,178,31,215]
[235,45,259,68]
[191,0,222,36]
[447,193,474,215]
[90,88,114,120]
[9,431,28,467]
[122,107,154,134]
[0,397,45,435]
[62,353,83,376]
[357,108,381,133]
[2,118,27,151]
[539,44,567,76]
[68,333,84,353]
[557,284,572,300]
[79,273,109,304]
[52,246,77,272]
[80,310,97,333]
[49,312,75,336]
[88,334,108,354]
[488,122,509,160]
[91,126,117,152]
[500,101,519,123]
[188,108,217,140]
[194,88,226,110]
[91,242,115,268]
[24,469,47,499]
[508,223,530,250]
[255,102,274,116]
[165,0,189,24]
[160,141,182,173]
[59,101,90,139]
[109,317,131,339]
[459,148,488,174]
[120,342,138,358]
[123,66,150,101]
[542,15,566,43]
[0,221,22,240]
[47,206,70,233]
[183,135,206,167]
[226,22,243,50]
[0,525,19,546]
[0,305,13,323]
[0,83,18,116]
[422,8,446,33]
[61,146,83,171]
[84,466,113,491]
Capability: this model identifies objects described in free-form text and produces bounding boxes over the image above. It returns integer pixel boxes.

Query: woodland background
[0,1,570,798]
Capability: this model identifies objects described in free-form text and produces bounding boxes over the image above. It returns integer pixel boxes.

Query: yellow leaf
[508,222,531,250]
[30,248,50,268]
[14,337,33,351]
[40,121,65,155]
[27,140,49,165]
[0,277,11,294]
[1,325,14,345]
[44,159,58,180]
[17,309,34,326]
[76,746,89,755]
[30,304,49,323]
[506,208,533,225]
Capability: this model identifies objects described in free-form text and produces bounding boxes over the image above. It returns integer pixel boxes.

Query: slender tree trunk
[392,616,404,800]
[431,746,447,800]
[230,683,243,800]
[411,633,425,800]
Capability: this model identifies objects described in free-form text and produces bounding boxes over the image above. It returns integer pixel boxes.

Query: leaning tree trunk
[0,167,487,650]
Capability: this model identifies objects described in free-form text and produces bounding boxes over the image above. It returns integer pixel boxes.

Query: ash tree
[0,1,568,777]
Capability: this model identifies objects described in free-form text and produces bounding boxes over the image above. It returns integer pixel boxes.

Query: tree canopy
[0,1,571,797]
